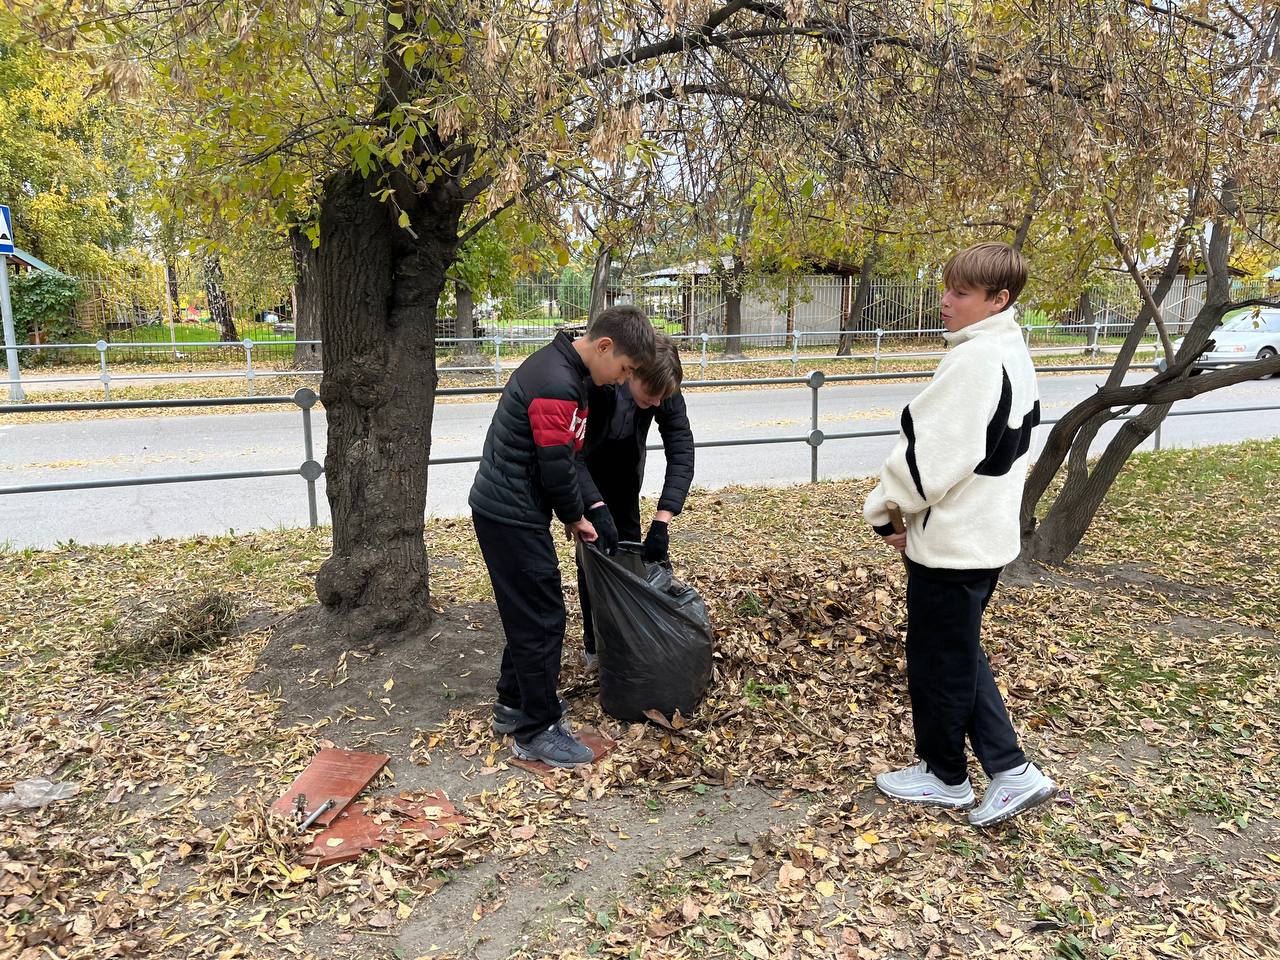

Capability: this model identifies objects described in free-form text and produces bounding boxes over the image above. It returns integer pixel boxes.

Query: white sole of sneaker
[969,781,1058,828]
[875,781,975,809]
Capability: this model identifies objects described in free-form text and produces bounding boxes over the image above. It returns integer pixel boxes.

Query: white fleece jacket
[863,307,1040,569]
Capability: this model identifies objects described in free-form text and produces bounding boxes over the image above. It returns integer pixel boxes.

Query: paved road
[2,373,1278,548]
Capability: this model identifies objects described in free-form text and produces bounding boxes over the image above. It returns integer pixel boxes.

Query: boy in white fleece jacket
[864,242,1057,828]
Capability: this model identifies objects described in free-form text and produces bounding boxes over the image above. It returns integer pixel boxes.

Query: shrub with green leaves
[10,271,81,343]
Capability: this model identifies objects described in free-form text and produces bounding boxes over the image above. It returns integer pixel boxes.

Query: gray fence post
[294,387,322,528]
[1023,324,1032,347]
[791,331,800,375]
[806,369,825,484]
[1154,420,1162,451]
[700,333,709,379]
[243,338,255,396]
[1090,322,1101,356]
[96,339,111,401]
[493,334,503,387]
[0,258,24,403]
[874,329,883,373]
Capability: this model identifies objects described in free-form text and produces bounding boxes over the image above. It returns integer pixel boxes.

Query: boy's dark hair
[587,305,656,364]
[637,333,683,399]
[943,242,1028,306]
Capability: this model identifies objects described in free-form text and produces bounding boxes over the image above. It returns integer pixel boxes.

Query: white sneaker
[875,761,975,809]
[968,762,1057,828]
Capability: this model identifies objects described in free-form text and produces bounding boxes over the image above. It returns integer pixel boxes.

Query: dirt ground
[3,444,1279,960]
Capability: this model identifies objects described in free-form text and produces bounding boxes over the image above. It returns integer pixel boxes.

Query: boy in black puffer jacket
[469,306,655,768]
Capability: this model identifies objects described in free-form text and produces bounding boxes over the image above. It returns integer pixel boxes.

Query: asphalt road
[2,372,1277,548]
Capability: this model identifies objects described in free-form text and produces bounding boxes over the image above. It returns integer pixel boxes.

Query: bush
[10,271,81,343]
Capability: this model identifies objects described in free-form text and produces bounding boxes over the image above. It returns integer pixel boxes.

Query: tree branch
[1103,199,1176,365]
[458,171,561,244]
[578,0,754,79]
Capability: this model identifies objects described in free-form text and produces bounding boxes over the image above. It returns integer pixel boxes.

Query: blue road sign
[0,206,12,255]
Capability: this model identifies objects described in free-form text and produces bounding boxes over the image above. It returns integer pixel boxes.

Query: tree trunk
[839,245,879,356]
[722,258,744,356]
[453,282,484,365]
[302,169,462,640]
[589,246,612,321]
[203,256,238,342]
[456,283,475,339]
[165,262,181,315]
[290,229,321,368]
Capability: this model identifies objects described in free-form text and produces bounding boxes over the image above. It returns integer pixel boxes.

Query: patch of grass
[743,678,790,707]
[93,590,236,672]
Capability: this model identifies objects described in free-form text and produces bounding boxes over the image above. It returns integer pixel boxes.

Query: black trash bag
[578,541,714,723]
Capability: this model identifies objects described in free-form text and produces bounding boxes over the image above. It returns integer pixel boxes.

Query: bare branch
[1103,199,1176,365]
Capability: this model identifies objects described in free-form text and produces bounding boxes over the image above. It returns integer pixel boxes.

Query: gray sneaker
[968,762,1057,828]
[491,698,570,736]
[875,760,975,808]
[513,725,595,768]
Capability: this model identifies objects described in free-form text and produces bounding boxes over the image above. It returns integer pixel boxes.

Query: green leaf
[398,211,410,229]
[387,12,404,29]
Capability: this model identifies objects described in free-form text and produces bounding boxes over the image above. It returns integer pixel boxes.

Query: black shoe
[491,697,570,736]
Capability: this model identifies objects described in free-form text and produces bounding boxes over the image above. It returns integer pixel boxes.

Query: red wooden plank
[271,748,390,828]
[302,791,467,868]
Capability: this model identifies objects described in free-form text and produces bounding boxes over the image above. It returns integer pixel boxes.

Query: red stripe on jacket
[529,397,588,451]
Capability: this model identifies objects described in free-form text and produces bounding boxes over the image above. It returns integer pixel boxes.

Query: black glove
[642,520,670,564]
[585,504,618,555]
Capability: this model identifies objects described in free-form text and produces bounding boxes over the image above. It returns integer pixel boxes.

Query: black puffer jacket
[581,383,695,515]
[469,333,596,528]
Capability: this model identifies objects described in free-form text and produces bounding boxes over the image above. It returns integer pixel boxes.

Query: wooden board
[302,790,467,868]
[270,748,390,828]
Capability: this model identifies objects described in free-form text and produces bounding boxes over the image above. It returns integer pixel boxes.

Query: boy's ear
[592,335,614,353]
[989,288,1010,310]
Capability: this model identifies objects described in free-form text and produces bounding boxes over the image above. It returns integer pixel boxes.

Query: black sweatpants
[472,513,566,741]
[576,443,643,653]
[905,560,1027,785]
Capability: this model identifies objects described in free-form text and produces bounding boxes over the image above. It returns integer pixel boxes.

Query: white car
[1174,308,1280,375]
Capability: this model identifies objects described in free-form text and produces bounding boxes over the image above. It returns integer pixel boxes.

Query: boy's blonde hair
[943,242,1028,306]
[637,333,683,400]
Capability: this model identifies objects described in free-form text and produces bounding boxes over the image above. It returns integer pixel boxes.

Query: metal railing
[3,324,1168,402]
[3,364,1278,528]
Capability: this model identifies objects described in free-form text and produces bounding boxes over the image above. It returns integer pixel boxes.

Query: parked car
[1174,309,1280,376]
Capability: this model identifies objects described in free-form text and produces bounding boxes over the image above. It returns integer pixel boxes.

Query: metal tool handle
[298,797,335,832]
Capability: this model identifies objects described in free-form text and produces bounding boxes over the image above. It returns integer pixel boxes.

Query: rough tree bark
[298,168,465,639]
[203,255,238,342]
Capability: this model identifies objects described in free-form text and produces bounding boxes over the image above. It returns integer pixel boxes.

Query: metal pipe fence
[4,324,1172,400]
[3,365,1277,528]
